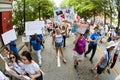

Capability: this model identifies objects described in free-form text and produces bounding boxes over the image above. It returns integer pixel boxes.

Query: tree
[114,0,120,27]
[12,0,54,35]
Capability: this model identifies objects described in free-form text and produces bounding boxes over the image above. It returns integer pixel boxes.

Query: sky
[52,0,63,7]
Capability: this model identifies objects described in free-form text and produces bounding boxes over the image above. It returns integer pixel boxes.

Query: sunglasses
[10,56,15,60]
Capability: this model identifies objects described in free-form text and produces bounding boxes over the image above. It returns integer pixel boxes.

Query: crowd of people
[0,19,120,80]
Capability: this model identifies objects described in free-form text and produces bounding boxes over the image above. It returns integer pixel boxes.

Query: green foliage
[12,0,54,35]
[60,0,113,21]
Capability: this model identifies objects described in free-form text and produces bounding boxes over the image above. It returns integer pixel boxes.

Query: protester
[61,26,67,47]
[9,40,19,56]
[52,28,67,63]
[84,27,100,63]
[9,52,24,75]
[73,31,86,69]
[91,41,116,80]
[30,33,42,67]
[3,47,10,60]
[21,51,43,80]
[99,23,105,43]
[110,41,120,68]
[72,20,78,34]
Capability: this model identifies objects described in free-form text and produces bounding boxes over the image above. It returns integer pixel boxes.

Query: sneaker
[63,59,67,63]
[84,54,87,57]
[90,69,94,73]
[107,69,110,74]
[89,60,93,64]
[76,62,78,65]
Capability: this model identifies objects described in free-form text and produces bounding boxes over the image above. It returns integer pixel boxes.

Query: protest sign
[22,36,30,42]
[78,23,89,34]
[1,29,17,45]
[0,71,9,80]
[54,7,74,22]
[25,21,45,35]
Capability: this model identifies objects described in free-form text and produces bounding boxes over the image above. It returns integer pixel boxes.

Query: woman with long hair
[52,28,67,63]
[21,51,43,80]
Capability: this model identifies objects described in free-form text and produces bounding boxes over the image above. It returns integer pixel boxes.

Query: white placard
[25,21,45,35]
[22,36,30,42]
[1,29,17,45]
[78,23,89,34]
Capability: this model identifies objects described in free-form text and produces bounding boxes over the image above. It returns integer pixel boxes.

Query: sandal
[63,59,67,63]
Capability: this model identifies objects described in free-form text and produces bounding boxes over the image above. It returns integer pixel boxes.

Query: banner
[25,21,45,35]
[54,7,74,22]
[1,29,17,45]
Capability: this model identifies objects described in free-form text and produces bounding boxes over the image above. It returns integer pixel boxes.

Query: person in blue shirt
[30,34,42,67]
[9,40,19,56]
[84,27,100,63]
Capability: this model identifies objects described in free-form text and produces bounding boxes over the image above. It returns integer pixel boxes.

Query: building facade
[0,0,13,47]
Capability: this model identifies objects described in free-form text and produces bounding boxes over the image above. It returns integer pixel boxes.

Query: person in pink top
[73,31,86,69]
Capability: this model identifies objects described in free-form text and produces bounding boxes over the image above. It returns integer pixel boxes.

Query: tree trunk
[109,1,112,25]
[104,12,106,26]
[118,11,120,28]
[93,10,95,23]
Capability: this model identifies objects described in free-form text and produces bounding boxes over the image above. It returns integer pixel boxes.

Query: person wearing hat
[84,27,100,63]
[73,31,86,69]
[91,41,116,80]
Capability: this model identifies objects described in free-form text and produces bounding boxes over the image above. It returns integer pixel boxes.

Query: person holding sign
[73,31,86,69]
[52,28,67,63]
[9,40,19,56]
[30,34,42,67]
[21,51,43,80]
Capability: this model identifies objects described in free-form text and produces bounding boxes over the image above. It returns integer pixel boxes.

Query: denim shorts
[55,42,63,48]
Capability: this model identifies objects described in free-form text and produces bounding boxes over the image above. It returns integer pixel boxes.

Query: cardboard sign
[1,29,17,45]
[22,36,30,42]
[25,21,45,35]
[78,23,89,34]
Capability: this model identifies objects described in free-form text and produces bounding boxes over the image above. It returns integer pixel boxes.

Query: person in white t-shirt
[21,51,43,80]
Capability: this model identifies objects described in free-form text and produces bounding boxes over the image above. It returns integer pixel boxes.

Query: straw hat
[106,41,116,49]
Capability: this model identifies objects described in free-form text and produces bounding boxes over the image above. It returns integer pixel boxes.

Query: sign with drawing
[54,7,74,22]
